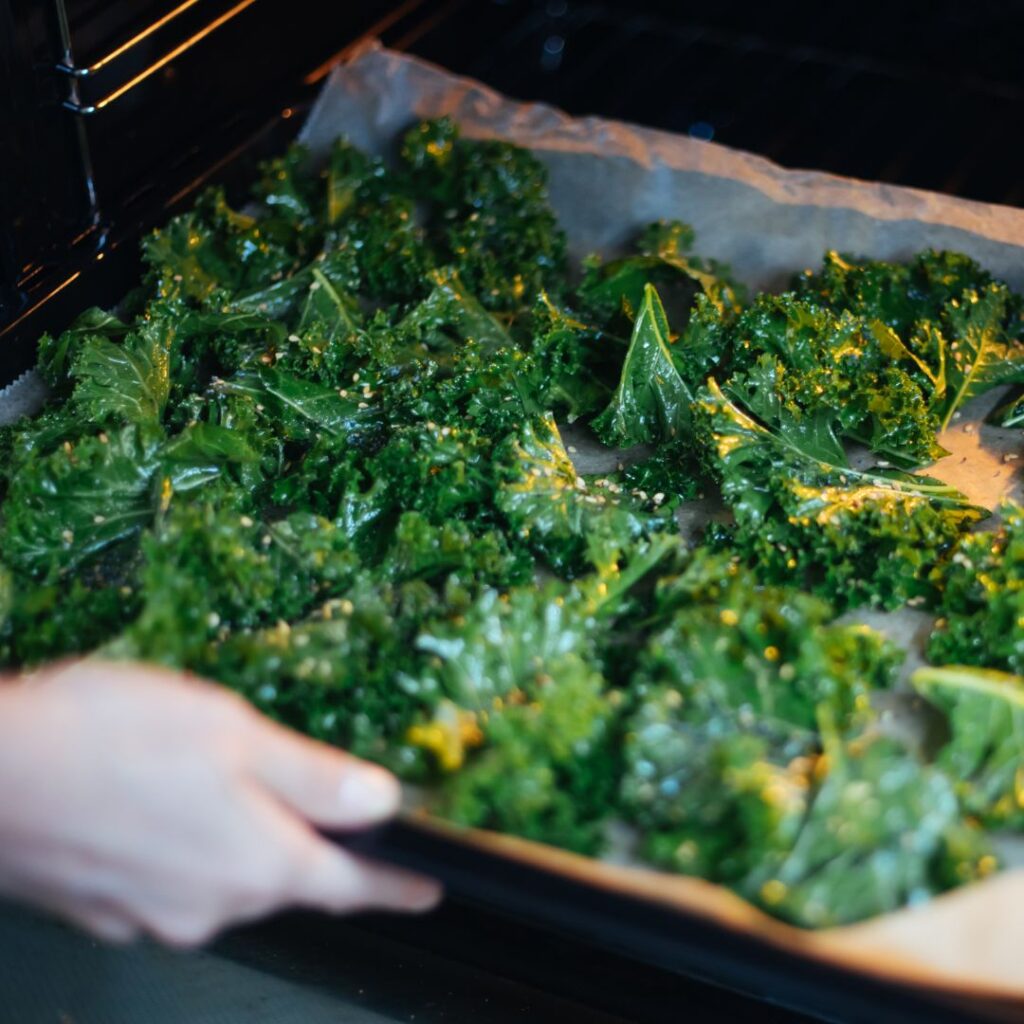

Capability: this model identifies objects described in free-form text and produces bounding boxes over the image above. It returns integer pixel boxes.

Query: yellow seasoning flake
[406,702,484,772]
[159,476,173,513]
[760,879,788,906]
[763,645,780,662]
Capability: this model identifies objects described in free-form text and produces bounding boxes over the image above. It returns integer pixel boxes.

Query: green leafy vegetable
[928,505,1024,673]
[937,285,1024,429]
[592,284,692,447]
[912,666,1024,829]
[5,117,1024,932]
[694,377,980,608]
[71,321,172,426]
[744,732,977,928]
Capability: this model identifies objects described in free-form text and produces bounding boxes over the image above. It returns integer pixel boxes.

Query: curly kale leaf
[144,187,300,305]
[723,295,944,466]
[398,267,513,355]
[928,505,1024,673]
[112,501,360,668]
[628,719,812,883]
[937,284,1024,430]
[522,293,609,421]
[632,565,897,740]
[407,582,599,711]
[749,482,979,610]
[796,248,1000,336]
[379,511,531,588]
[169,307,289,384]
[427,654,619,855]
[695,377,980,608]
[252,144,322,239]
[617,439,702,502]
[37,307,129,393]
[669,292,734,393]
[161,421,262,490]
[0,426,164,580]
[797,252,1024,431]
[369,421,494,527]
[0,572,140,669]
[404,536,676,723]
[401,118,566,309]
[495,414,671,575]
[744,734,972,927]
[209,578,446,766]
[332,194,433,307]
[579,219,742,328]
[0,407,94,495]
[214,366,383,445]
[70,320,172,426]
[592,284,692,447]
[913,666,1024,829]
[697,375,970,511]
[621,558,901,885]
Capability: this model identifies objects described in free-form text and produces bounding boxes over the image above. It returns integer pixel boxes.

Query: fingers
[293,844,442,916]
[244,715,401,830]
[242,783,442,921]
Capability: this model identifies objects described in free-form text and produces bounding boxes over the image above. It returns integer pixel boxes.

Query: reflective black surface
[0,899,820,1024]
[5,0,1024,358]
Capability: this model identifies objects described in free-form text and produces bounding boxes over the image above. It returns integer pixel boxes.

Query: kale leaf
[912,666,1024,829]
[743,734,974,928]
[6,116,1024,932]
[71,320,172,426]
[592,284,692,447]
[928,504,1024,673]
[694,377,980,608]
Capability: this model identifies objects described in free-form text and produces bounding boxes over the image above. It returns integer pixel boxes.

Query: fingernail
[338,766,401,823]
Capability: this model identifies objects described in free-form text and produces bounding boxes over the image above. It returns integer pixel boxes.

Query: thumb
[244,714,401,829]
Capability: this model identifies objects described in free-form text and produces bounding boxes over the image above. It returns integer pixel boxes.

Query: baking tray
[4,41,1024,1024]
[298,45,1024,1021]
[341,818,1013,1024]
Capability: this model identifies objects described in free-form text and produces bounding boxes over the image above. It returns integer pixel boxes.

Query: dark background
[4,0,1024,367]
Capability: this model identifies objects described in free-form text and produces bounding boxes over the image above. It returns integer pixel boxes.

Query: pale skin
[0,660,441,947]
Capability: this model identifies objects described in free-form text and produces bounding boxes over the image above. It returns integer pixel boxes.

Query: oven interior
[4,0,1024,380]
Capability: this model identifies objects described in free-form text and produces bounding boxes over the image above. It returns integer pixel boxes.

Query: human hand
[0,660,440,946]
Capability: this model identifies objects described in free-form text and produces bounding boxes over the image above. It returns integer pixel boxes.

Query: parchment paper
[4,40,1024,1007]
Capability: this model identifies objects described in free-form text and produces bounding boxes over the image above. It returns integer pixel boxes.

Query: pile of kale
[3,118,1024,928]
